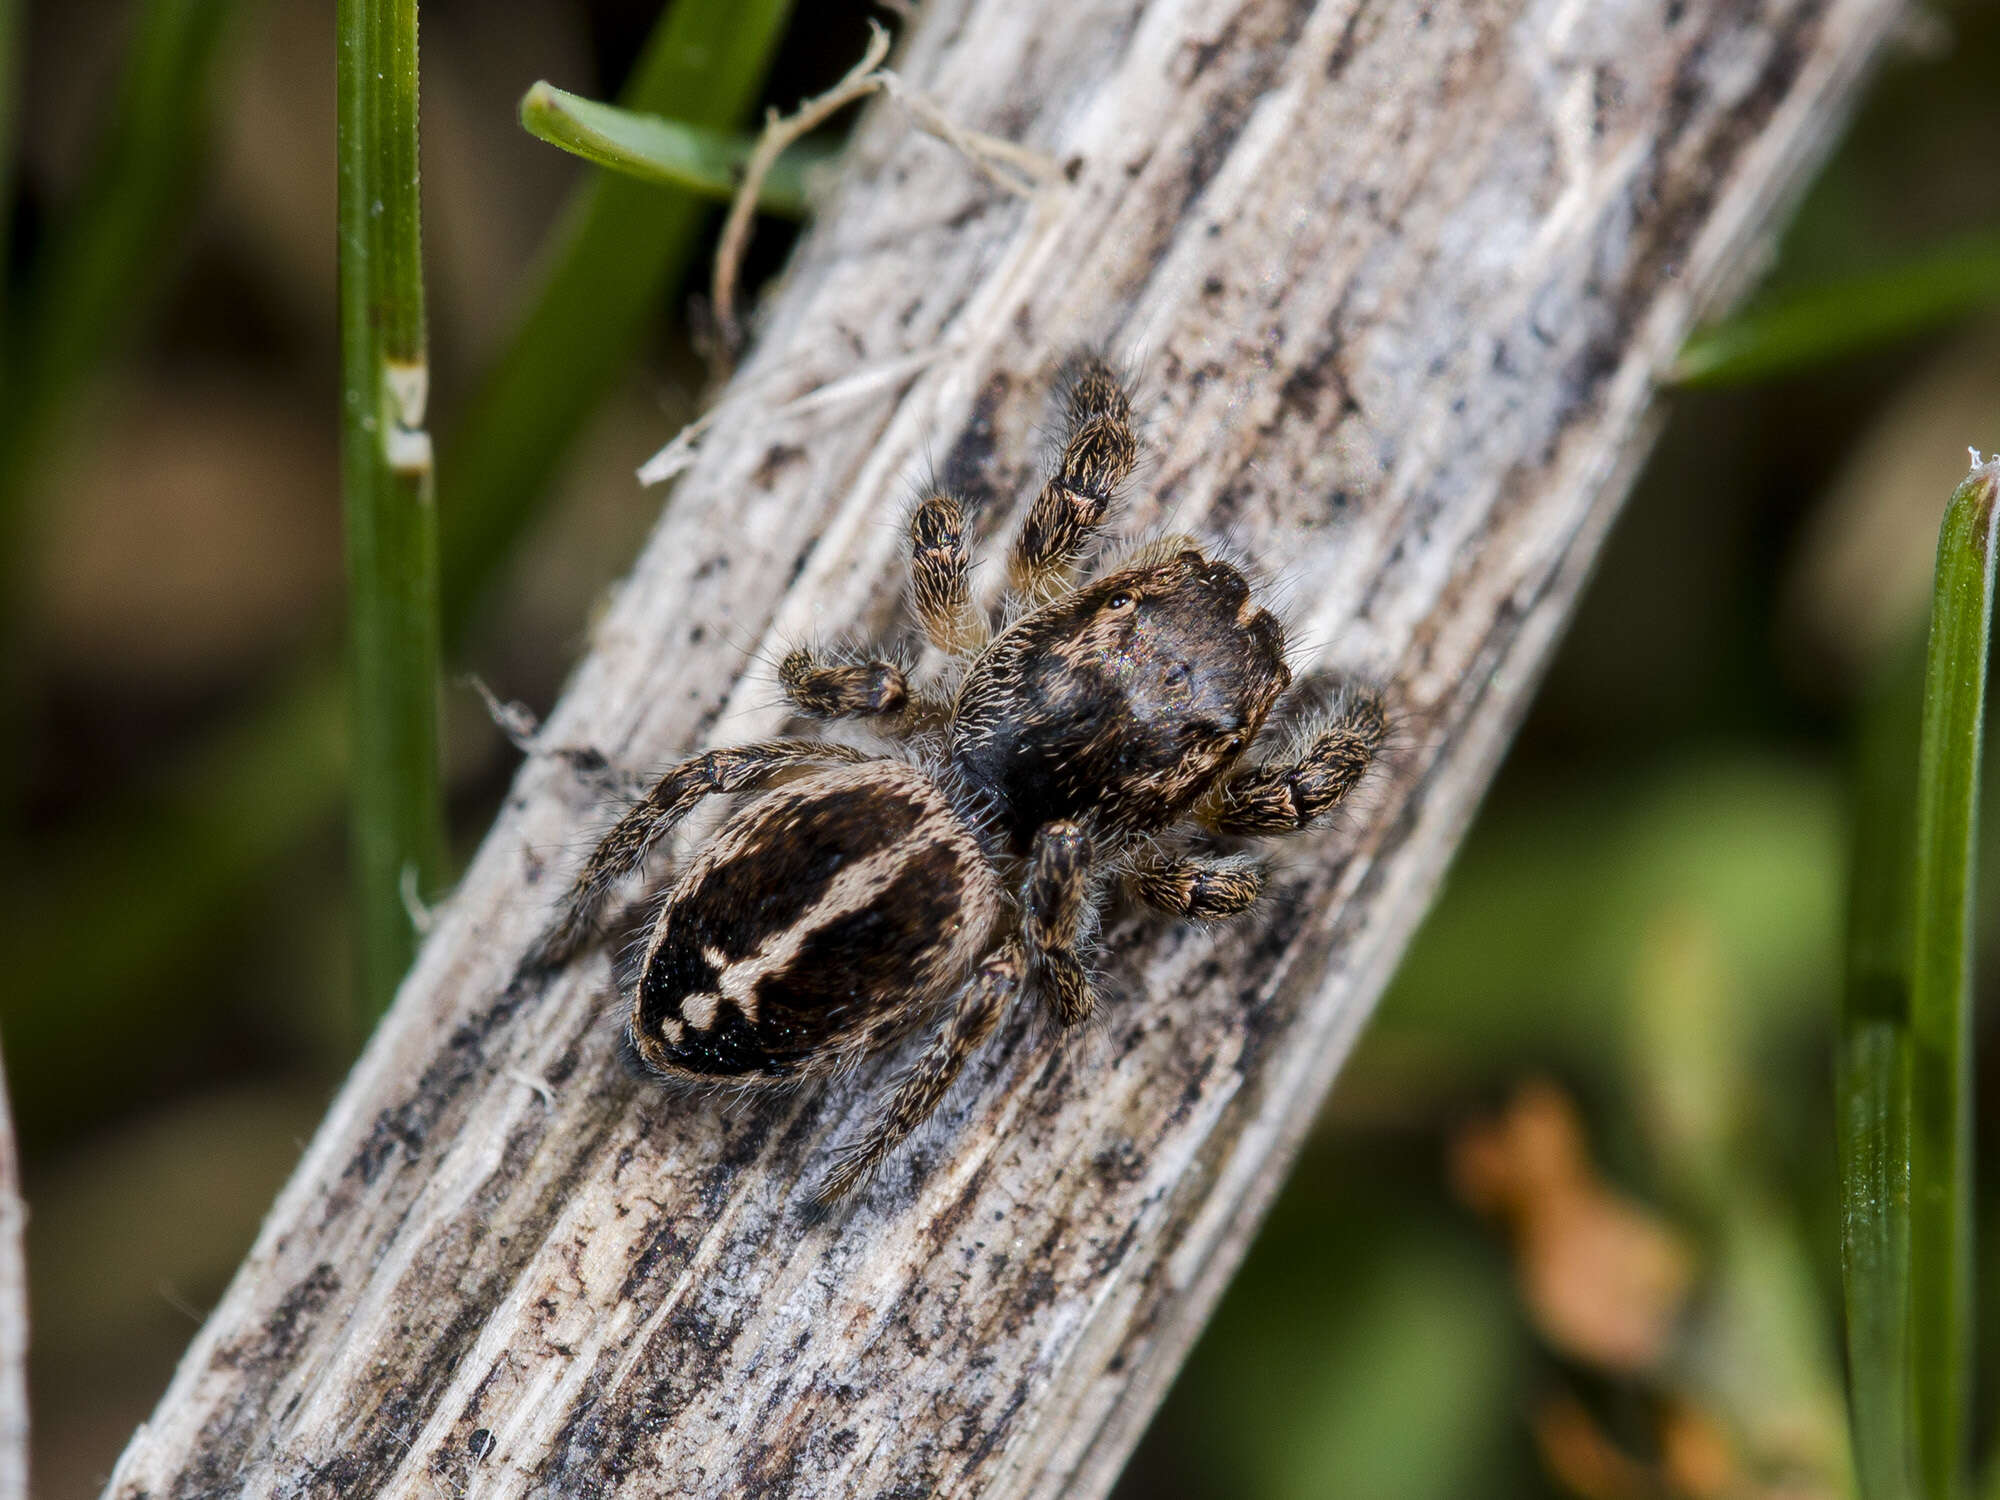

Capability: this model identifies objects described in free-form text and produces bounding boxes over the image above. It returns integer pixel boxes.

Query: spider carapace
[530,354,1385,1204]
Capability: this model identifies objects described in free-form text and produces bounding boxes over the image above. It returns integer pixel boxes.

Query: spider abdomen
[628,760,1002,1084]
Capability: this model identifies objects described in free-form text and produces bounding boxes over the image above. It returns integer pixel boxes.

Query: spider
[528,354,1386,1204]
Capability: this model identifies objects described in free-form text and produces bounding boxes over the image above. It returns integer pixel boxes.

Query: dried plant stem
[877,71,1061,195]
[709,21,1055,361]
[712,24,895,356]
[637,343,952,486]
[107,0,1900,1493]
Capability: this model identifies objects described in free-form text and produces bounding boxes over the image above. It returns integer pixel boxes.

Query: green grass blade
[1841,640,1922,1500]
[1907,454,1997,1499]
[439,0,797,628]
[519,82,826,216]
[338,0,445,1023]
[1671,229,2000,387]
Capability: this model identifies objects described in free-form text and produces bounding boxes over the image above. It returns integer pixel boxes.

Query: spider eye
[1106,590,1136,611]
[1223,734,1245,756]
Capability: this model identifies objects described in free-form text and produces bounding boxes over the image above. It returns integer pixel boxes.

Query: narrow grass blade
[1671,229,2000,387]
[1841,639,1922,1500]
[1906,453,1997,1499]
[338,0,445,1023]
[519,83,826,216]
[439,0,798,627]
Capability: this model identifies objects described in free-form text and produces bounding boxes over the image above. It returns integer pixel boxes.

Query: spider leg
[1127,850,1266,919]
[815,939,1023,1204]
[909,491,989,655]
[1199,690,1386,836]
[778,646,911,719]
[1022,820,1101,1028]
[1007,353,1137,600]
[526,738,866,971]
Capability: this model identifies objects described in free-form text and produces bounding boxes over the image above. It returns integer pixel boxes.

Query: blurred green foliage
[1675,230,2000,389]
[0,0,800,1123]
[0,0,246,575]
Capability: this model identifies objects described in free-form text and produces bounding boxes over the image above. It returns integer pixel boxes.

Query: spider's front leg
[779,645,955,731]
[778,646,910,719]
[814,939,1023,1205]
[525,738,865,972]
[1127,850,1266,919]
[1200,691,1387,836]
[908,491,988,656]
[1007,354,1137,600]
[1023,820,1101,1028]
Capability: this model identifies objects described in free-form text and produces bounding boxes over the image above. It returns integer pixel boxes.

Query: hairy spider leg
[814,938,1023,1205]
[908,490,988,656]
[1126,850,1267,919]
[1006,354,1138,600]
[1199,691,1387,836]
[778,647,911,719]
[1022,820,1100,1028]
[526,739,867,971]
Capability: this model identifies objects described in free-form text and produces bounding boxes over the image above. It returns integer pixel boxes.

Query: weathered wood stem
[111,0,1896,1493]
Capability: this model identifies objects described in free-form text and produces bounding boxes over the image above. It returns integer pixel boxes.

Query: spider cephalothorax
[950,547,1293,853]
[530,354,1386,1204]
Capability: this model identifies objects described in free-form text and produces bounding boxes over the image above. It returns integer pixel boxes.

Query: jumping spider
[530,355,1386,1204]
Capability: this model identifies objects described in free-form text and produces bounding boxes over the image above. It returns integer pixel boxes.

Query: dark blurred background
[4,2,1996,1495]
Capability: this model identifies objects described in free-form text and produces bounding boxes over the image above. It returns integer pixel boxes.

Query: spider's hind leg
[1007,353,1137,600]
[815,939,1023,1204]
[526,738,865,973]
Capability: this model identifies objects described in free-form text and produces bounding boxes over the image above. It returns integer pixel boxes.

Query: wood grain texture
[110,0,1896,1494]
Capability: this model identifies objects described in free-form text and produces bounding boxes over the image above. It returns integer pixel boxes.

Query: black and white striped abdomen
[629,760,1002,1082]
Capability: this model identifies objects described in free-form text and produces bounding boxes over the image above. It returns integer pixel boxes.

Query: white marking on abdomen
[677,839,935,1030]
